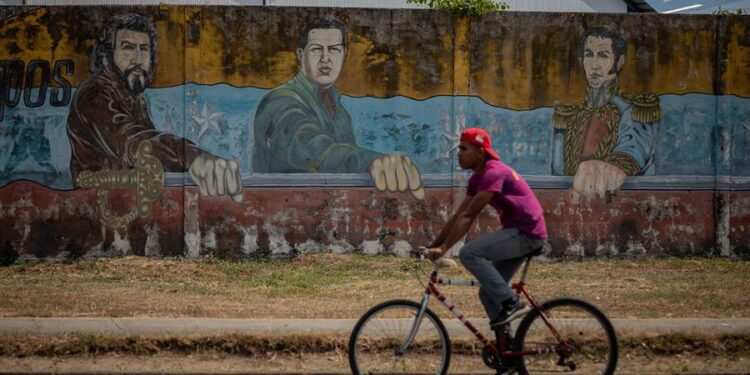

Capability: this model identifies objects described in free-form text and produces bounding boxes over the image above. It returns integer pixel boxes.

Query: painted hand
[189,154,243,203]
[369,154,425,200]
[573,160,626,199]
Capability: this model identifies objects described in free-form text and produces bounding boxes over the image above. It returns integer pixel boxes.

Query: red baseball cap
[460,128,500,160]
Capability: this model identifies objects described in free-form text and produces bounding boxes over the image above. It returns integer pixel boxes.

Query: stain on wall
[0,6,748,261]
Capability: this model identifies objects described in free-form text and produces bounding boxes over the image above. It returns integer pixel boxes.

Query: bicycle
[348,248,618,375]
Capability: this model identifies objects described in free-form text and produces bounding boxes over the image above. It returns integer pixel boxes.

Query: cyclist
[423,127,548,331]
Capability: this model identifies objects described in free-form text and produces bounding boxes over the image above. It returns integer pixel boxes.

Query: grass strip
[0,333,747,358]
[1,254,748,319]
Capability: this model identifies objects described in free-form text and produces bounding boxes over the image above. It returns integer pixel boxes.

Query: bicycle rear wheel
[515,297,618,375]
[348,299,450,375]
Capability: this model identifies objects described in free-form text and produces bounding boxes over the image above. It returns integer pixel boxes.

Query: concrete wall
[0,6,748,263]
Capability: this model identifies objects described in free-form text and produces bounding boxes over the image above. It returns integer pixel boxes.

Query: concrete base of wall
[0,181,747,263]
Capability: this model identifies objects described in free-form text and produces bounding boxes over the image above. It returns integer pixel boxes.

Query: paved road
[0,317,748,337]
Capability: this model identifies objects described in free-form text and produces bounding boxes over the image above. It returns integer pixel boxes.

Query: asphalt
[0,317,748,337]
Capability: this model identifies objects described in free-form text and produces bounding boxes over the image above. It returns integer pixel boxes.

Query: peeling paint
[110,230,131,256]
[390,240,413,258]
[295,239,323,254]
[362,240,383,255]
[715,192,735,257]
[624,241,647,258]
[184,191,201,259]
[240,225,258,255]
[634,196,681,223]
[329,240,355,254]
[397,201,414,235]
[564,242,584,258]
[0,183,747,260]
[552,200,564,216]
[185,232,201,259]
[595,241,618,257]
[263,222,291,255]
[202,227,217,253]
[144,224,160,257]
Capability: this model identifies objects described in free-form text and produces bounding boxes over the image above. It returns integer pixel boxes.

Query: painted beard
[120,66,150,94]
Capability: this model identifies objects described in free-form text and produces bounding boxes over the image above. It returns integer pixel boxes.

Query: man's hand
[189,154,243,203]
[369,154,424,200]
[424,246,446,261]
[573,160,626,199]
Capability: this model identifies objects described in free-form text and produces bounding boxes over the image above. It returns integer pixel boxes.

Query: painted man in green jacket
[252,18,424,199]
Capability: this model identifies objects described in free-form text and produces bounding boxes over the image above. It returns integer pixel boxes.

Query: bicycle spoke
[516,298,618,375]
[349,300,450,375]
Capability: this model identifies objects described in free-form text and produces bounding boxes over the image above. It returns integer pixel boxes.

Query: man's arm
[427,191,494,259]
[71,82,204,172]
[429,195,472,249]
[71,82,242,201]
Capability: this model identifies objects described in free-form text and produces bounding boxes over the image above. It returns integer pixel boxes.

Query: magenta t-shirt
[467,159,548,240]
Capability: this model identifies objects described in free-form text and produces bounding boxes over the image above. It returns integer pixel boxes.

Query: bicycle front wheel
[515,297,618,375]
[348,299,450,375]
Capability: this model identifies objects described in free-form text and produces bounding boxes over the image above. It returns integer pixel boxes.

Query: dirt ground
[1,353,748,374]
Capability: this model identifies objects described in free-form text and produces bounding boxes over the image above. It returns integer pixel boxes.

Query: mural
[0,7,748,261]
[67,13,243,216]
[551,26,661,199]
[253,18,424,199]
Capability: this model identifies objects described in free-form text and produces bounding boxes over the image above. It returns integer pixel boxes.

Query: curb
[1,318,748,337]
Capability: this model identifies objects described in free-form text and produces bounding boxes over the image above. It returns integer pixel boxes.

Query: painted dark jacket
[67,66,204,181]
[551,79,662,176]
[252,72,381,173]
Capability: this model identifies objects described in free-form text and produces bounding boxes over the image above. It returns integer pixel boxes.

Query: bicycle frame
[399,255,567,358]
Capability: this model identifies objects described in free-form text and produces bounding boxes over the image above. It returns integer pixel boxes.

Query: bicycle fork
[396,292,431,355]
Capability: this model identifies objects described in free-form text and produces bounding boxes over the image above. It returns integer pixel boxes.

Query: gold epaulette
[552,103,581,130]
[620,92,662,123]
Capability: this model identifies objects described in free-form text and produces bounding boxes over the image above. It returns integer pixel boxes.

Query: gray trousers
[458,228,545,322]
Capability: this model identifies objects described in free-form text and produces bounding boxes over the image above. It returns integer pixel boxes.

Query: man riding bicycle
[423,128,548,331]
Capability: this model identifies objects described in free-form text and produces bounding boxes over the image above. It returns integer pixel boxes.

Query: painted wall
[0,6,748,263]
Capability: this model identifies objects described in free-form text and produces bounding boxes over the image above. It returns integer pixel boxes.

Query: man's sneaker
[490,298,531,329]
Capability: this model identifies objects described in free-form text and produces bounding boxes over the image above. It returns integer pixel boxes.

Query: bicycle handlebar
[409,249,443,273]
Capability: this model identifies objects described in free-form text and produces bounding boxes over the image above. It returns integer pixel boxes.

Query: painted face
[582,36,619,89]
[297,28,346,88]
[113,29,152,93]
[457,141,484,170]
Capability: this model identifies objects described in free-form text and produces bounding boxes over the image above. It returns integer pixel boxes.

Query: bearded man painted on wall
[552,26,662,199]
[67,13,242,202]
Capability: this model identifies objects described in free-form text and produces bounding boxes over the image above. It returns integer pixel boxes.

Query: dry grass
[0,254,747,319]
[0,332,747,357]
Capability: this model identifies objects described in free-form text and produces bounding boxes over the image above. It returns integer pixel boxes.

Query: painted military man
[252,18,424,199]
[67,14,243,202]
[552,26,661,198]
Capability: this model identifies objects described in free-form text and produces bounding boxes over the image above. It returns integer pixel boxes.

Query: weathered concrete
[1,182,746,261]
